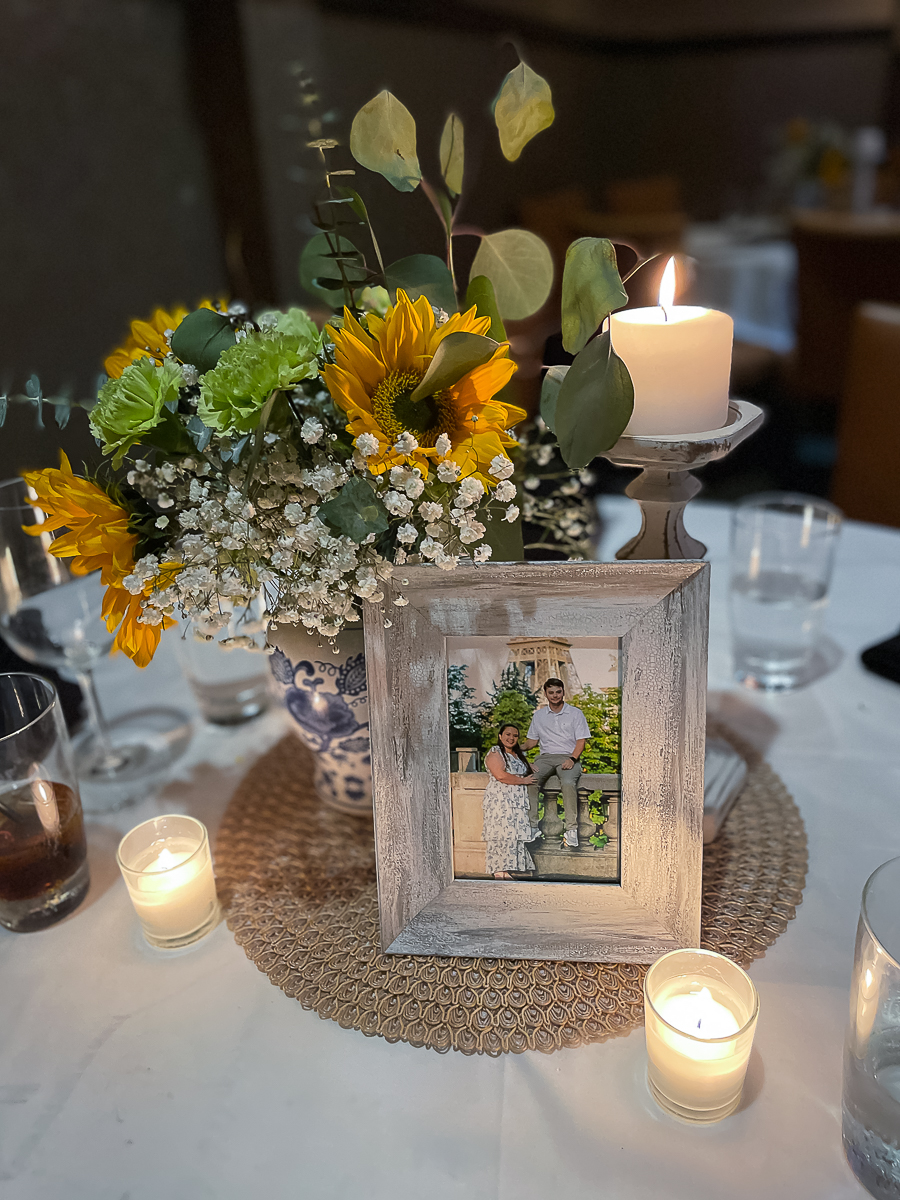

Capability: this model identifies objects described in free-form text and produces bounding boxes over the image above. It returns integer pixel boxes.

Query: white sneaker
[563,828,578,848]
[529,828,543,841]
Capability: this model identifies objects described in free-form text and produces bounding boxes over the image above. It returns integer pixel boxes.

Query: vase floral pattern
[267,625,371,815]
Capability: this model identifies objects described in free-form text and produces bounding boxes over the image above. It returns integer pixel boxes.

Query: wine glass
[0,478,192,812]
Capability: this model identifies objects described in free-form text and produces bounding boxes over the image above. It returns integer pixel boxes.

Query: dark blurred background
[3,0,900,525]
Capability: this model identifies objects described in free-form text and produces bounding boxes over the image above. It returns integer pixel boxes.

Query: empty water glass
[729,492,842,691]
[843,856,900,1198]
[177,605,270,725]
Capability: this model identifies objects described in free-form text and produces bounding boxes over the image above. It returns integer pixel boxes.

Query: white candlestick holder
[600,400,764,560]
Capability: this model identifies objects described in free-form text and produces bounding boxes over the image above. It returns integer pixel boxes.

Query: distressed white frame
[363,560,709,963]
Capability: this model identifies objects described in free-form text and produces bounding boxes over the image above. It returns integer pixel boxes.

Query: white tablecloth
[2,498,900,1200]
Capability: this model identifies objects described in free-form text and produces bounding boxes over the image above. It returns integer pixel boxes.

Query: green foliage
[490,663,539,706]
[300,232,369,308]
[317,476,390,543]
[539,364,567,433]
[90,357,185,466]
[333,186,385,277]
[561,238,629,355]
[349,90,422,193]
[0,377,93,431]
[469,229,554,321]
[555,330,634,468]
[492,62,555,162]
[482,496,525,563]
[569,685,621,774]
[465,275,506,341]
[170,309,236,373]
[411,332,499,402]
[480,688,536,756]
[447,664,481,751]
[385,254,457,314]
[439,113,465,196]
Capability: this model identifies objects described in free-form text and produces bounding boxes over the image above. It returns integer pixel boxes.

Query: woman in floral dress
[483,723,536,879]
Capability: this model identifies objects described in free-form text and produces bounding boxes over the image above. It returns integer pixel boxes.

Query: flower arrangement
[17,56,640,668]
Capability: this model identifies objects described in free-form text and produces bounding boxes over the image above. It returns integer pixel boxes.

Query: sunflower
[21,454,175,668]
[103,299,226,379]
[322,290,525,481]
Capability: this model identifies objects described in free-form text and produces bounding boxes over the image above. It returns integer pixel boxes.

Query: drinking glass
[0,673,89,931]
[729,492,842,691]
[177,605,270,725]
[0,478,191,811]
[843,857,900,1198]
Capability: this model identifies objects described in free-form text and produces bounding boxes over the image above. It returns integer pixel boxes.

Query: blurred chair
[791,211,900,402]
[831,302,900,528]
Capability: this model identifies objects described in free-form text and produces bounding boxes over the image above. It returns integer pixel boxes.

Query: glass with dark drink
[0,674,89,931]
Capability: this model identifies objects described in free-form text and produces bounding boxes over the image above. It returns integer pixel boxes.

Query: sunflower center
[370,368,454,448]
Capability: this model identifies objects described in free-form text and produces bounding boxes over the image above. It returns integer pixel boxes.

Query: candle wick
[696,1019,702,1030]
[661,305,669,323]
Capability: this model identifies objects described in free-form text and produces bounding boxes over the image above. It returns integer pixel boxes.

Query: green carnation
[198,312,322,434]
[90,357,184,466]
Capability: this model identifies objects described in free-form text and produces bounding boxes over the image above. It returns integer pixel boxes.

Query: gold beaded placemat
[215,724,807,1056]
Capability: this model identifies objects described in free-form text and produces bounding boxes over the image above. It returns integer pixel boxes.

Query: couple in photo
[482,678,590,879]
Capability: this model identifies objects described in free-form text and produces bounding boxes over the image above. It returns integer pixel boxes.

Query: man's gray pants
[528,753,582,833]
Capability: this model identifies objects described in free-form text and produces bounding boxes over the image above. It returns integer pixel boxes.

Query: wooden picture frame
[363,560,710,963]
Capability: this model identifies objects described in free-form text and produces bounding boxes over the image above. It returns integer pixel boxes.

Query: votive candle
[117,814,220,948]
[643,947,759,1122]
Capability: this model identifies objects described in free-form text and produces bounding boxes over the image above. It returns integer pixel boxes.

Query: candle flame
[658,257,677,310]
[156,847,179,871]
[31,777,60,837]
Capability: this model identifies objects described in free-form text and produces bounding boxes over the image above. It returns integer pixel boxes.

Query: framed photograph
[363,560,709,963]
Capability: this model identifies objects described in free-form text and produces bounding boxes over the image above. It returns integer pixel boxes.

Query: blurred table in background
[685,220,797,354]
[2,502,900,1198]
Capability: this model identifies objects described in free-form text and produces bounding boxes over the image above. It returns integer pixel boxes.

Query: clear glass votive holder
[644,948,760,1123]
[729,492,842,692]
[0,673,90,932]
[843,856,900,1198]
[116,814,219,949]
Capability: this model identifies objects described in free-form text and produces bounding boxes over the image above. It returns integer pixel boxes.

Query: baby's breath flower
[488,454,515,480]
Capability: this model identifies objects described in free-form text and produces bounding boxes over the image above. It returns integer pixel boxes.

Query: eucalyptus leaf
[349,90,421,193]
[561,237,628,355]
[318,477,390,543]
[410,332,498,402]
[54,400,71,430]
[539,364,569,433]
[483,493,524,563]
[555,332,634,469]
[0,394,7,426]
[469,229,553,321]
[439,113,465,195]
[336,186,385,275]
[142,407,195,457]
[385,254,457,313]
[187,414,214,453]
[299,232,368,307]
[493,62,555,162]
[170,309,236,373]
[465,275,506,341]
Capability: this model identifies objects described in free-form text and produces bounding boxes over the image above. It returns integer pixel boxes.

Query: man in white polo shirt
[522,678,590,848]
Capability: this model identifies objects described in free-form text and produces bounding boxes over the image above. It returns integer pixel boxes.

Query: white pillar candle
[610,258,733,436]
[644,948,759,1122]
[117,815,219,949]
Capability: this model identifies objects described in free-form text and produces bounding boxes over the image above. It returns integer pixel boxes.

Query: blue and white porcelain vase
[267,623,372,816]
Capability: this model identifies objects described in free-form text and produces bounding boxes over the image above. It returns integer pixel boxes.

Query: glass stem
[76,669,122,770]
